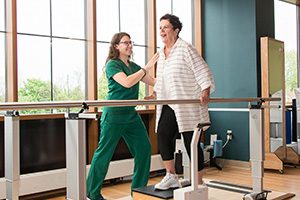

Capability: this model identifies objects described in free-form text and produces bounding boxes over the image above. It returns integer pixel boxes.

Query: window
[52,38,85,101]
[17,0,50,35]
[17,35,51,102]
[156,0,193,48]
[51,0,86,102]
[156,0,171,48]
[0,0,5,32]
[97,0,119,100]
[17,0,52,113]
[120,0,145,45]
[133,46,146,99]
[274,0,298,102]
[97,43,109,100]
[17,0,86,112]
[173,0,192,43]
[97,0,119,42]
[97,0,147,100]
[0,1,5,102]
[52,0,85,39]
[0,33,4,102]
[120,0,146,100]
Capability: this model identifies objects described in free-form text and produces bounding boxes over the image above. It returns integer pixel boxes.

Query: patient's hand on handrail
[144,91,156,100]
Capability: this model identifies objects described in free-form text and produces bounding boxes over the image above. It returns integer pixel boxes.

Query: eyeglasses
[119,41,134,46]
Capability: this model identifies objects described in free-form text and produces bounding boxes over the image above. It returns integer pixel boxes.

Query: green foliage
[0,76,4,102]
[53,85,84,101]
[17,72,148,114]
[19,79,51,102]
[19,79,52,114]
[0,80,4,101]
[285,50,297,101]
[0,94,4,102]
[98,73,108,100]
[137,82,146,110]
[139,82,146,100]
[0,88,4,102]
[52,84,85,113]
[18,78,84,114]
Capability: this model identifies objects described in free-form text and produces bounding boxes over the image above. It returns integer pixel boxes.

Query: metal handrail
[0,97,281,111]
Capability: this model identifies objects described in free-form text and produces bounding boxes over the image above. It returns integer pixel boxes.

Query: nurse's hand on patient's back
[143,53,159,72]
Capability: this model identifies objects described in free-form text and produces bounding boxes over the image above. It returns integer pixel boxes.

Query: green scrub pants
[86,109,151,200]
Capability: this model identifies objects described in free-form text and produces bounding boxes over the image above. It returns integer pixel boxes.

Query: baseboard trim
[0,154,164,199]
[217,159,251,169]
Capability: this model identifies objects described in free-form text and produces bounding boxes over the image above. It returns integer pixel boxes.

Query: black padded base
[133,181,272,199]
[133,185,178,199]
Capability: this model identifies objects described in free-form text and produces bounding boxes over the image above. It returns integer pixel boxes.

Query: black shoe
[87,194,106,200]
[98,194,106,200]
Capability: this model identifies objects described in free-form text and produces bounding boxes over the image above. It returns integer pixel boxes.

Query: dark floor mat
[133,185,178,199]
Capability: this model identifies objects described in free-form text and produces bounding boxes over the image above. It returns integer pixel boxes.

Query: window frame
[4,0,203,107]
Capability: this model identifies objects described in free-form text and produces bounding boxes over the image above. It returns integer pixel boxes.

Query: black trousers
[157,105,204,171]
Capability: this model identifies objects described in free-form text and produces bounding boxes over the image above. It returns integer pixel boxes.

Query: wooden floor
[47,165,300,200]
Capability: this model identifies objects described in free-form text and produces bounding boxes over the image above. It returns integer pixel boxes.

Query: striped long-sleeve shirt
[154,38,215,133]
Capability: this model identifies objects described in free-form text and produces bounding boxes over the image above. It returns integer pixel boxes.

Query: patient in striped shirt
[153,13,215,191]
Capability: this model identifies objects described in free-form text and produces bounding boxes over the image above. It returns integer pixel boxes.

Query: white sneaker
[154,172,180,190]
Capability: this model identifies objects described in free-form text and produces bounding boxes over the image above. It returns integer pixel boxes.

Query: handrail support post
[249,106,264,193]
[65,113,98,200]
[5,111,20,200]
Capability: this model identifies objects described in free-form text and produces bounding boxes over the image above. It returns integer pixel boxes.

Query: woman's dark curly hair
[160,14,182,35]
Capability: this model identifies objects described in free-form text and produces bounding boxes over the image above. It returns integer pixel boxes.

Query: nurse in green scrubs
[87,32,159,200]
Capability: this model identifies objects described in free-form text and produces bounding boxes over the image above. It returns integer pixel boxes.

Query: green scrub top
[106,59,141,101]
[102,59,142,122]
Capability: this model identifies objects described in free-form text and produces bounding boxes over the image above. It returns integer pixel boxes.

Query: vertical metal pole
[249,108,264,193]
[65,114,86,200]
[181,139,190,181]
[190,126,201,191]
[5,112,20,200]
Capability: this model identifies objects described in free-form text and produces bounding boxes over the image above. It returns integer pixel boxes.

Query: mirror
[268,39,286,153]
[262,37,300,171]
[261,37,285,171]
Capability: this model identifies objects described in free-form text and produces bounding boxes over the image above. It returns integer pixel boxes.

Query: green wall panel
[204,0,274,161]
[204,0,257,104]
[208,111,250,161]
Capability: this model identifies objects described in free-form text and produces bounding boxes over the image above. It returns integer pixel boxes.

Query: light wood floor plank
[46,165,300,200]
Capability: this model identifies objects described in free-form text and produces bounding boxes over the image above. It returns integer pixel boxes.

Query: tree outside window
[17,0,86,114]
[275,0,298,102]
